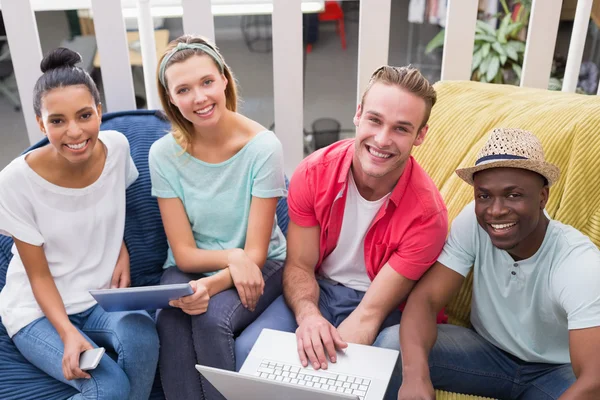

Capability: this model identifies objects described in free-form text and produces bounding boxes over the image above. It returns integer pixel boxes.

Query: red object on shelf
[512,4,522,21]
[308,1,346,53]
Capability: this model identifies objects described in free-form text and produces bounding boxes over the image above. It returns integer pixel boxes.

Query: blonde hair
[361,65,436,129]
[157,35,238,152]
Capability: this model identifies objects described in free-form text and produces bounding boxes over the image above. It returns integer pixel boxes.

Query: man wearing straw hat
[377,128,600,399]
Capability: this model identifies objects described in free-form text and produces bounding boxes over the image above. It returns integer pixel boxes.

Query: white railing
[562,0,594,93]
[440,0,478,81]
[0,0,597,175]
[520,0,563,89]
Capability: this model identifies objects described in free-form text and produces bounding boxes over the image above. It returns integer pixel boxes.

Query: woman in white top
[0,48,158,400]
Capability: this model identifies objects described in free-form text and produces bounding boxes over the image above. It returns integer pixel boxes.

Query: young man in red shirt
[235,66,448,371]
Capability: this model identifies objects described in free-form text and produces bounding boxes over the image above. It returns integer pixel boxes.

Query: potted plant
[425,0,528,84]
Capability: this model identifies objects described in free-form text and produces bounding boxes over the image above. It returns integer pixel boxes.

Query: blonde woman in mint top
[0,48,158,400]
[149,35,287,400]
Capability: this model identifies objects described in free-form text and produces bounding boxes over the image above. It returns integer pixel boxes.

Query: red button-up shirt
[288,139,448,283]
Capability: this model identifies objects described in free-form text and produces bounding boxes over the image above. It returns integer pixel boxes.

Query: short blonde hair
[361,65,436,129]
[157,35,238,153]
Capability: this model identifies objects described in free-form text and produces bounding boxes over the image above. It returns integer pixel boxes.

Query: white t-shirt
[0,130,138,337]
[319,172,390,291]
[439,201,600,364]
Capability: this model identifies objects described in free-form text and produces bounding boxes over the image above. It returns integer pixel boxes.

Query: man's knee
[372,324,403,400]
[373,324,401,350]
[234,295,296,370]
[235,327,261,369]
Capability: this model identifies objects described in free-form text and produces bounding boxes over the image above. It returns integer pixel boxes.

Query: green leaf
[496,14,512,43]
[497,32,508,44]
[548,77,562,91]
[499,53,507,65]
[507,40,526,53]
[481,43,491,58]
[479,53,494,74]
[492,42,506,57]
[425,29,445,54]
[506,45,519,61]
[512,63,522,79]
[472,49,484,72]
[486,55,500,82]
[475,20,496,37]
[473,43,482,54]
[474,34,497,43]
[499,0,510,15]
[507,22,524,37]
[499,14,512,32]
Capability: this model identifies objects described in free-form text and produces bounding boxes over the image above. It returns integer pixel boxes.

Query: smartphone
[79,347,105,371]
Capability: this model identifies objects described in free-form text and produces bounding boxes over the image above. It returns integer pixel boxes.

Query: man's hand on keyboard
[295,314,348,370]
[337,310,379,345]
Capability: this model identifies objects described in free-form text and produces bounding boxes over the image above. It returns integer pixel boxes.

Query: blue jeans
[156,259,284,400]
[12,305,159,400]
[374,323,576,400]
[235,279,402,371]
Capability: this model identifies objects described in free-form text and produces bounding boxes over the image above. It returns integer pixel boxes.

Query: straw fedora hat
[455,128,560,187]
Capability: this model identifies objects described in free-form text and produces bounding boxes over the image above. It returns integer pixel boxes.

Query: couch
[0,109,290,399]
[1,80,599,399]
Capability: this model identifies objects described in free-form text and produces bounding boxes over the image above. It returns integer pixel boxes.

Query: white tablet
[89,283,194,312]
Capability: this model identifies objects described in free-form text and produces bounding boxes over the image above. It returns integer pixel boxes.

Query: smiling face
[165,54,228,129]
[474,167,549,259]
[36,84,102,165]
[352,82,428,187]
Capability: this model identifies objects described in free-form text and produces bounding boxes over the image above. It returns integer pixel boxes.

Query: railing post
[356,0,391,102]
[182,0,215,43]
[562,0,593,93]
[440,0,478,81]
[520,0,562,89]
[0,0,43,144]
[137,0,161,110]
[91,0,136,112]
[273,0,304,176]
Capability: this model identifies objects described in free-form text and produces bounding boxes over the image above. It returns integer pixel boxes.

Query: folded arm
[157,197,234,274]
[157,195,279,308]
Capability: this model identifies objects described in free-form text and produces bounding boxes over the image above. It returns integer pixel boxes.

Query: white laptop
[196,365,357,400]
[196,328,399,400]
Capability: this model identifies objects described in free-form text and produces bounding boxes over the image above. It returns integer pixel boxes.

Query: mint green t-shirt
[148,131,287,272]
[439,201,600,364]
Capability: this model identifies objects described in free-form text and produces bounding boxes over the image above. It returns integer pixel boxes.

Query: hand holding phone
[62,330,95,380]
[79,347,105,371]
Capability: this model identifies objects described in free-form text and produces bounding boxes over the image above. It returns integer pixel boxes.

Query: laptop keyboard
[254,359,371,399]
